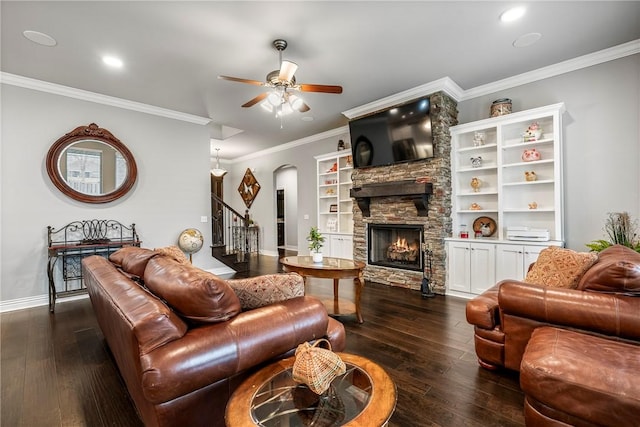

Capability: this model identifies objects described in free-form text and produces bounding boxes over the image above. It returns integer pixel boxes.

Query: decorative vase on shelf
[522,148,541,162]
[470,177,482,192]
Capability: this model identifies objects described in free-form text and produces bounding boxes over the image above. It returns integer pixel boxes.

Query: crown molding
[230,125,349,163]
[0,72,211,125]
[342,39,640,117]
[461,39,640,100]
[342,77,464,120]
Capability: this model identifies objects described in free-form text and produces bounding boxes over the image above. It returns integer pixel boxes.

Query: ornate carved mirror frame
[46,123,138,204]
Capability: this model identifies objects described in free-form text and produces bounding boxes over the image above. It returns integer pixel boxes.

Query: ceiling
[2,1,639,159]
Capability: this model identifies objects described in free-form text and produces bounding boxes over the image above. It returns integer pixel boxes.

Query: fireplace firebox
[367,224,423,271]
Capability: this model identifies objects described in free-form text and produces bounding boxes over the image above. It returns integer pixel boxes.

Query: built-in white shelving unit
[316,151,354,259]
[446,103,565,297]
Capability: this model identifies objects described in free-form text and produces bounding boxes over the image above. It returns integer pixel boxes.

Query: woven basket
[292,339,346,395]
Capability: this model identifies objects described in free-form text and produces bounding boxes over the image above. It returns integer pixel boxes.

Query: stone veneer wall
[351,91,458,293]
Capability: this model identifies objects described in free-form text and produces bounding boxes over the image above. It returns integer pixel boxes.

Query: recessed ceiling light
[102,56,123,68]
[301,116,314,122]
[513,32,542,48]
[23,30,57,47]
[500,7,526,22]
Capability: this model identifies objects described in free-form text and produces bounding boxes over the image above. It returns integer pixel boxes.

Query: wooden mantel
[350,181,434,217]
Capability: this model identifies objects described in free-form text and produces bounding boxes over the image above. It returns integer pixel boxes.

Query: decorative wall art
[238,168,261,208]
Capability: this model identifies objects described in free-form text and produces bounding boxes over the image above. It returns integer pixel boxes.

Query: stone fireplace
[350,91,458,294]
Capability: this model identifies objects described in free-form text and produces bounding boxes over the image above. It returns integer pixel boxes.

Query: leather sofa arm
[466,284,501,330]
[226,273,304,309]
[139,296,329,404]
[498,281,640,340]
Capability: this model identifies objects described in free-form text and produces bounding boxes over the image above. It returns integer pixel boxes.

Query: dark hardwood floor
[1,252,525,426]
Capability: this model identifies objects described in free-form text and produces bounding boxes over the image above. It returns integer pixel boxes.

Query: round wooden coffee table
[280,256,365,323]
[225,353,396,426]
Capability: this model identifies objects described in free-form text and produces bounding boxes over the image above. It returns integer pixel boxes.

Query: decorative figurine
[337,139,346,150]
[470,202,482,210]
[480,222,493,237]
[470,156,483,168]
[522,148,541,162]
[470,177,482,192]
[473,131,486,147]
[525,171,537,181]
[528,202,538,209]
[522,122,543,142]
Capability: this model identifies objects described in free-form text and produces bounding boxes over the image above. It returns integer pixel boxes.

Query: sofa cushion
[82,255,187,355]
[109,246,157,278]
[524,246,597,289]
[226,273,305,310]
[143,256,241,323]
[577,244,640,295]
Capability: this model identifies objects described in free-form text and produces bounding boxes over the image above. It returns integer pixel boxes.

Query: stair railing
[211,193,251,262]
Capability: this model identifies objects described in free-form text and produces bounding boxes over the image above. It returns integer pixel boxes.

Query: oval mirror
[46,123,137,203]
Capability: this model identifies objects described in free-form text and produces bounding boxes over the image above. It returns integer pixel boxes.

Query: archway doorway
[274,165,298,252]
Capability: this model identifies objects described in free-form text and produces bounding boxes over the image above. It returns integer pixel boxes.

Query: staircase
[211,193,252,273]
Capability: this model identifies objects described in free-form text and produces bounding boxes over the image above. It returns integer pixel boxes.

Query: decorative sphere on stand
[178,228,204,262]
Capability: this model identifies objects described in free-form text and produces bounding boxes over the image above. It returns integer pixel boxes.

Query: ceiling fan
[218,39,343,114]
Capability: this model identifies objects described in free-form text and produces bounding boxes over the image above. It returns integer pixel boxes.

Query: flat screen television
[348,96,433,168]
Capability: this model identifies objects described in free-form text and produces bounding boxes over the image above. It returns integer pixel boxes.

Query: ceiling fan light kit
[218,39,342,122]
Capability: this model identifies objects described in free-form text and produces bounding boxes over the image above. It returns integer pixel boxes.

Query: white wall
[458,54,640,250]
[1,84,225,306]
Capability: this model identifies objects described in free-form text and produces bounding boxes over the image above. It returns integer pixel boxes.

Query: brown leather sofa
[82,247,346,427]
[467,245,640,426]
[466,244,640,371]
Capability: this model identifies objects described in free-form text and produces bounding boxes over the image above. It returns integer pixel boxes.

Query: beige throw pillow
[524,246,597,289]
[154,245,190,264]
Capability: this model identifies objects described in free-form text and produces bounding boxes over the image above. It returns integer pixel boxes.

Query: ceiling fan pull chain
[280,105,284,129]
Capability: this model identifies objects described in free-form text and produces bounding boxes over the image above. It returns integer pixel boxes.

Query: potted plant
[586,211,640,253]
[307,226,325,263]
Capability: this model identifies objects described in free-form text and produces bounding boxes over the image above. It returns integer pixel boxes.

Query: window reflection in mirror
[58,141,127,195]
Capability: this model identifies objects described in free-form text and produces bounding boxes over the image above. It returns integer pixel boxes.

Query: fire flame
[391,237,412,253]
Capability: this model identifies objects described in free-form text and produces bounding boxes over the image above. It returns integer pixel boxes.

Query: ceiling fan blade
[278,60,298,82]
[241,92,268,108]
[218,75,265,86]
[298,84,343,94]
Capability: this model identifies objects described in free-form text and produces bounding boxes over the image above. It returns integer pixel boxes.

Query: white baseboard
[445,289,475,300]
[0,293,89,313]
[205,266,236,276]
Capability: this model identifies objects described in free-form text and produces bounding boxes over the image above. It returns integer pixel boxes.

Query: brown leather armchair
[82,247,346,427]
[466,245,640,371]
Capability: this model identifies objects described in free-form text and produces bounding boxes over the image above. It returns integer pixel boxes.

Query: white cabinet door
[328,234,353,259]
[470,243,496,294]
[496,244,546,281]
[448,241,472,293]
[495,245,525,282]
